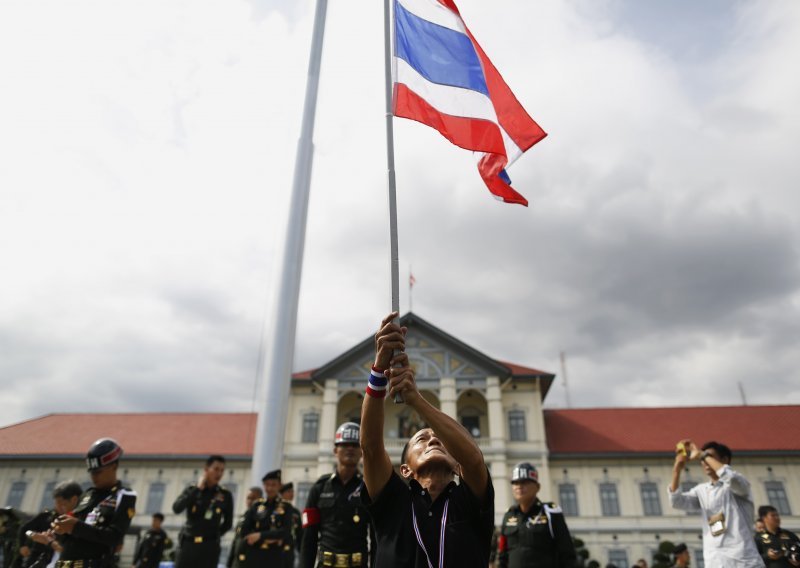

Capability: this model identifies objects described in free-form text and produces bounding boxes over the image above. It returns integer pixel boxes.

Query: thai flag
[393,0,547,206]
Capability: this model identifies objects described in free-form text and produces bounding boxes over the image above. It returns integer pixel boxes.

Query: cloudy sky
[1,0,799,427]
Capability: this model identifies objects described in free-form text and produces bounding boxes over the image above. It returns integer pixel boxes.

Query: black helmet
[510,462,539,484]
[86,438,123,472]
[334,422,360,446]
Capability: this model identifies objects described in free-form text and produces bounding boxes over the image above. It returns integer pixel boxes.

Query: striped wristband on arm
[366,366,388,398]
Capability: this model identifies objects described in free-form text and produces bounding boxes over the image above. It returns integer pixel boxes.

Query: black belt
[182,534,220,544]
[320,551,364,567]
[55,561,105,568]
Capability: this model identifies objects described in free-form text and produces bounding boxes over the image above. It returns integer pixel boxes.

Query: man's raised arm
[360,312,406,500]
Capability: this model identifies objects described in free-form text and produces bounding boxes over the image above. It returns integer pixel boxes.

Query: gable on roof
[312,312,512,382]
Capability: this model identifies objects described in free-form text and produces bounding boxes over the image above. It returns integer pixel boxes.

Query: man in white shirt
[668,439,764,568]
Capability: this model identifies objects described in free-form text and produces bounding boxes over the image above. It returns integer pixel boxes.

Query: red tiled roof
[545,405,800,455]
[292,369,314,380]
[0,413,258,458]
[497,360,553,377]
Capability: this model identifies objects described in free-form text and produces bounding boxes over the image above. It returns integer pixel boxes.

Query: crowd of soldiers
[1,319,799,568]
[3,431,799,568]
[1,435,800,568]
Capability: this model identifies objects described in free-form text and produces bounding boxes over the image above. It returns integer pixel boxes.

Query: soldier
[50,438,138,568]
[234,470,292,568]
[300,422,374,568]
[226,486,262,568]
[132,513,171,568]
[172,455,234,568]
[17,480,82,568]
[755,505,800,567]
[1,507,22,568]
[671,543,690,567]
[497,463,576,568]
[279,483,302,568]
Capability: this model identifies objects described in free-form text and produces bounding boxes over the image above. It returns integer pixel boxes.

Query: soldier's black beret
[262,469,282,482]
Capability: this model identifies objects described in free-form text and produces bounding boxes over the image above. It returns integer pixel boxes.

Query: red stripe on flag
[394,84,506,155]
[466,29,547,152]
[478,152,528,206]
[435,0,460,15]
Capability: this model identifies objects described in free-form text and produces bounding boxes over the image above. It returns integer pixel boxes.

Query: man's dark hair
[152,512,165,521]
[52,480,83,500]
[701,441,732,463]
[249,486,263,496]
[206,455,226,467]
[758,505,778,519]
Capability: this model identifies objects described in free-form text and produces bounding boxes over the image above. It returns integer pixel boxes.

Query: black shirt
[300,472,374,568]
[172,484,234,540]
[61,483,137,561]
[756,528,800,567]
[363,471,494,568]
[18,510,57,566]
[133,527,170,567]
[498,500,576,568]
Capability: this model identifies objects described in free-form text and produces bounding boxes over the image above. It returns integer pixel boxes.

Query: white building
[2,312,798,568]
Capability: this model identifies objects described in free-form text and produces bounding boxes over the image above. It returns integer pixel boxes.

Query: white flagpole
[384,0,403,404]
[251,0,329,485]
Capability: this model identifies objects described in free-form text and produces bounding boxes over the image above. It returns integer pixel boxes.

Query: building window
[599,482,620,516]
[680,481,700,515]
[39,481,58,511]
[146,482,166,515]
[302,412,319,443]
[296,482,313,509]
[6,481,27,509]
[559,483,579,517]
[508,410,526,441]
[640,482,662,516]
[765,481,792,515]
[608,549,629,568]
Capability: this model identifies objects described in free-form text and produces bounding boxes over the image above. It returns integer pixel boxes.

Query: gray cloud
[1,0,799,428]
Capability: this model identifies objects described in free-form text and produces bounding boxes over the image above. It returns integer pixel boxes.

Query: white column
[486,376,504,449]
[439,377,457,418]
[316,379,338,475]
[250,0,329,484]
[492,459,510,523]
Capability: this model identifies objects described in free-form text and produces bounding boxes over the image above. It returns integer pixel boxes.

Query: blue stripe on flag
[498,169,512,185]
[395,1,489,96]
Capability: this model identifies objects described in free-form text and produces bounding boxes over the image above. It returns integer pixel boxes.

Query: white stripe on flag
[472,126,524,168]
[395,57,498,124]
[397,0,466,34]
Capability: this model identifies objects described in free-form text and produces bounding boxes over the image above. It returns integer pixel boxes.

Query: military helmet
[511,462,539,483]
[334,422,360,446]
[86,438,123,472]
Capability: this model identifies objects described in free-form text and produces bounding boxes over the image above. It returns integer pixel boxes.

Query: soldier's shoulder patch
[128,508,135,519]
[544,502,563,513]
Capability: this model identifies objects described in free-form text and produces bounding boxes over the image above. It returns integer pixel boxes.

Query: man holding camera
[668,439,764,567]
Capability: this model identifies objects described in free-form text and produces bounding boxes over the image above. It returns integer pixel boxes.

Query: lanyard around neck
[412,497,450,568]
